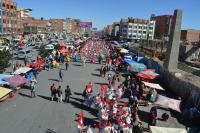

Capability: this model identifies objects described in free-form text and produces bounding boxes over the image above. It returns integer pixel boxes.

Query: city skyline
[14,0,200,30]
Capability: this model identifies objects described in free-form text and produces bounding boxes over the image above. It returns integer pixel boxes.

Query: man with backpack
[50,83,57,101]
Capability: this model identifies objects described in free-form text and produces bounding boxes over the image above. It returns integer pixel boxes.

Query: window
[7,4,9,9]
[149,27,153,29]
[3,19,6,24]
[3,3,5,7]
[11,5,13,9]
[143,31,146,34]
[129,25,132,28]
[138,31,142,33]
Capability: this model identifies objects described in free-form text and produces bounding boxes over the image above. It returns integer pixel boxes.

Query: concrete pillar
[164,9,182,72]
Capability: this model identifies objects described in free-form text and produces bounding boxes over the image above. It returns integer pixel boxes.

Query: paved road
[0,61,184,133]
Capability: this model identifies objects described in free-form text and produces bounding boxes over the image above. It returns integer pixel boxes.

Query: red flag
[77,111,84,129]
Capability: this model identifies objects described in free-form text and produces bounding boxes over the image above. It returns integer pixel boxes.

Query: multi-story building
[65,18,81,34]
[0,0,23,35]
[151,15,173,39]
[23,17,48,34]
[111,22,120,38]
[119,17,155,41]
[20,9,30,18]
[104,24,113,37]
[49,19,63,33]
[181,29,200,43]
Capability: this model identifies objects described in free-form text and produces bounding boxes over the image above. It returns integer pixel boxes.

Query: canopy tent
[0,87,12,100]
[3,75,29,88]
[155,94,181,112]
[120,48,129,53]
[26,59,45,68]
[0,74,14,85]
[124,59,147,72]
[142,81,165,91]
[150,126,187,133]
[13,67,32,75]
[136,71,159,80]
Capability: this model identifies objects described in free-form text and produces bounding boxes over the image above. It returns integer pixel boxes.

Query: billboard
[79,22,92,28]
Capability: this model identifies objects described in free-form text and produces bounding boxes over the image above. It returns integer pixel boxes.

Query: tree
[0,49,11,73]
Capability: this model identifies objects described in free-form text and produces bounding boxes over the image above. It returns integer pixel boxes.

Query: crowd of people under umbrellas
[75,40,169,133]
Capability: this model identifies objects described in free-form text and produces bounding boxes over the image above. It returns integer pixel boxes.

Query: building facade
[111,22,120,38]
[20,9,30,18]
[119,17,155,41]
[151,15,173,39]
[49,19,64,33]
[23,17,48,34]
[181,29,200,43]
[0,0,23,35]
[65,18,81,34]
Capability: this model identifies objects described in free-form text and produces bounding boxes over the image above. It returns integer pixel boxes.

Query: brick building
[64,18,81,34]
[23,17,48,34]
[49,19,63,33]
[151,15,173,39]
[181,29,200,43]
[0,0,23,35]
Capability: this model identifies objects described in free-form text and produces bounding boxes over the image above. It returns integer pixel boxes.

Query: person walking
[30,77,37,98]
[65,61,69,71]
[65,85,72,103]
[59,69,64,82]
[50,83,57,101]
[57,86,63,103]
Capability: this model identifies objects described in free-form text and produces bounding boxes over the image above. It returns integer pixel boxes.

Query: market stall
[150,126,187,133]
[13,67,32,75]
[0,87,13,101]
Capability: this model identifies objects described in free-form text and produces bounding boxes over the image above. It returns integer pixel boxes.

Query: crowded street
[0,40,187,133]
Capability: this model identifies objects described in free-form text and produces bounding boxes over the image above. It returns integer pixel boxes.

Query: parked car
[17,49,32,59]
[44,44,54,50]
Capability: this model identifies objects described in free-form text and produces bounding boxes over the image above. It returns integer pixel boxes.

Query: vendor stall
[3,75,29,88]
[136,70,159,80]
[0,74,14,85]
[124,59,147,72]
[13,67,32,75]
[0,87,12,101]
[150,126,187,133]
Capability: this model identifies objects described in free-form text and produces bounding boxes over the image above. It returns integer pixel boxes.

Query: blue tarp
[124,59,147,72]
[0,74,14,85]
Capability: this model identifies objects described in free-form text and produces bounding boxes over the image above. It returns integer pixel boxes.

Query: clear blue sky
[14,0,200,30]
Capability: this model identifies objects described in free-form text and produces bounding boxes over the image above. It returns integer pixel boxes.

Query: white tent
[150,126,187,133]
[142,81,165,90]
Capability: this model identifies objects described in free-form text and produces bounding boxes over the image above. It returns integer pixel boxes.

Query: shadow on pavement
[19,92,32,98]
[48,79,59,82]
[95,82,108,85]
[70,97,84,103]
[74,92,83,96]
[70,100,98,117]
[138,109,149,123]
[91,73,100,77]
[46,129,56,133]
[37,95,52,101]
[95,68,100,71]
[72,64,82,67]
